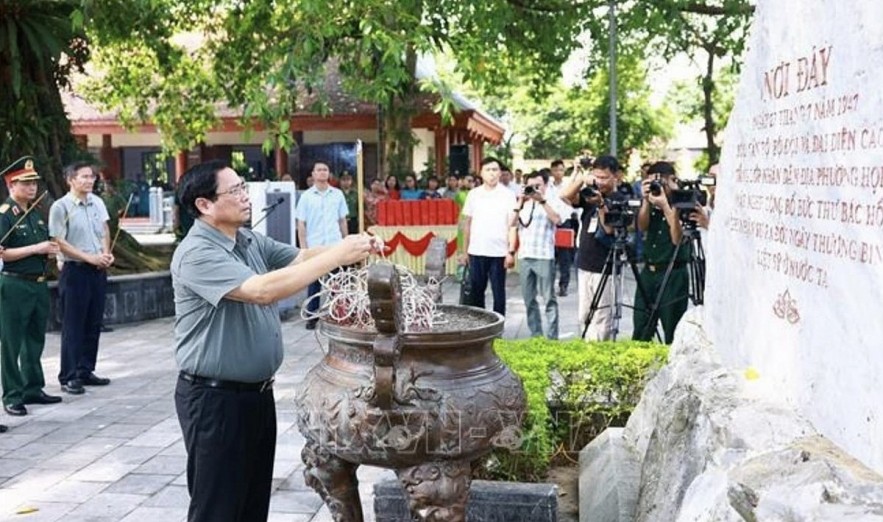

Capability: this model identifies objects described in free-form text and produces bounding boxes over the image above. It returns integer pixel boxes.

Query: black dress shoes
[4,403,27,416]
[23,392,63,405]
[305,319,318,330]
[82,373,111,386]
[61,380,85,395]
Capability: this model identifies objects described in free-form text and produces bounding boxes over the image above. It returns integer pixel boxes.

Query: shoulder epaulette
[0,203,8,213]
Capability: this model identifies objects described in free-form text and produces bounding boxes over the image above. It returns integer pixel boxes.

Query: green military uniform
[632,206,691,344]
[0,159,52,410]
[342,186,359,234]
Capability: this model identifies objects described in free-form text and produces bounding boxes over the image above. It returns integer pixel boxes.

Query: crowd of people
[0,153,715,518]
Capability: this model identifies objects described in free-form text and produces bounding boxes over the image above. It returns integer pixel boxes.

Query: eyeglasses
[216,182,248,198]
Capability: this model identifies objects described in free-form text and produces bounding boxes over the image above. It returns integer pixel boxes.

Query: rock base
[579,307,883,521]
[579,428,639,522]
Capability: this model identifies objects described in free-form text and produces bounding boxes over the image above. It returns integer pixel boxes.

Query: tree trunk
[379,46,419,178]
[702,45,720,165]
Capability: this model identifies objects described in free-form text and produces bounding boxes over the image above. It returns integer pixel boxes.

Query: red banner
[381,231,458,258]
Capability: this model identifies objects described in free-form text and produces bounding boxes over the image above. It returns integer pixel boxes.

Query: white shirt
[462,184,516,257]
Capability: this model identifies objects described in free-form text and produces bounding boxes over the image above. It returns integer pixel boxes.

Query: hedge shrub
[478,338,668,481]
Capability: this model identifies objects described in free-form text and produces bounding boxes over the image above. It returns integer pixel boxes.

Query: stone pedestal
[374,480,558,522]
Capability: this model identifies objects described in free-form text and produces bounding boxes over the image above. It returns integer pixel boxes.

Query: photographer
[632,161,690,344]
[559,155,623,341]
[512,170,570,340]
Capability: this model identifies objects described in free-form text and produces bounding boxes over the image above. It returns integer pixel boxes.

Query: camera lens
[649,181,662,197]
[523,185,535,196]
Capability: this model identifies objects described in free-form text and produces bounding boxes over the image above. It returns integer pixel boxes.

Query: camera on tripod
[670,179,710,228]
[602,196,641,229]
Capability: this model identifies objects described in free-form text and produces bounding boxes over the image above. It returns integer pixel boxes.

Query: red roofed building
[64,60,504,191]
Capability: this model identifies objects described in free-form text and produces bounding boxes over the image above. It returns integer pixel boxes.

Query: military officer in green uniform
[0,157,62,417]
[632,161,690,344]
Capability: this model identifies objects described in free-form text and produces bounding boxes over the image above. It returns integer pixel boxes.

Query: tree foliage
[0,0,89,196]
[579,0,754,164]
[80,0,592,175]
[487,56,672,161]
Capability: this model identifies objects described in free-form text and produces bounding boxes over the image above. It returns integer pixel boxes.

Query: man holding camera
[512,170,570,339]
[560,155,623,341]
[632,161,690,344]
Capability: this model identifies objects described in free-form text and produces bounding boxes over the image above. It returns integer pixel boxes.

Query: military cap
[1,156,41,183]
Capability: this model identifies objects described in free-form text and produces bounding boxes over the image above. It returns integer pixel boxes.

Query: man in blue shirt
[296,161,349,329]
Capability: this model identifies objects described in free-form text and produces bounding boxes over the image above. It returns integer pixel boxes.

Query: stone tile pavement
[0,270,639,521]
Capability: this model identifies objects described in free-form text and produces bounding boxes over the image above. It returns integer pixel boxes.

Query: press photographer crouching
[560,155,633,341]
[632,161,693,344]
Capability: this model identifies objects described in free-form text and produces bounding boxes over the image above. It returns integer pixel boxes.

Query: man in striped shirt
[512,169,570,339]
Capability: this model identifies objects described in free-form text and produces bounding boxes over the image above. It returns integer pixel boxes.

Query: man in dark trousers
[49,162,114,395]
[0,157,62,417]
[172,160,377,521]
[632,161,690,344]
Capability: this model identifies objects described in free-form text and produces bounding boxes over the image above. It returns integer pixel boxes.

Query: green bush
[478,338,668,481]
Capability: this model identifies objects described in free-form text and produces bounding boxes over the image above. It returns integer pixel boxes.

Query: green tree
[666,65,738,170]
[81,0,592,176]
[581,0,754,164]
[0,0,89,196]
[489,56,671,161]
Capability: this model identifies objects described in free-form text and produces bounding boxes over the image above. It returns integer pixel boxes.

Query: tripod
[639,224,706,341]
[582,225,655,342]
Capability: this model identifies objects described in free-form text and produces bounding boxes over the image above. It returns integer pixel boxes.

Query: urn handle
[367,263,404,409]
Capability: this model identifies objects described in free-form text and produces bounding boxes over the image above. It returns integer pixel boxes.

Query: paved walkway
[0,270,638,522]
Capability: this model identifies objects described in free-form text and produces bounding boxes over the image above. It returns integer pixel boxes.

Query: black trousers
[555,247,575,290]
[468,255,507,316]
[58,262,107,384]
[175,377,277,522]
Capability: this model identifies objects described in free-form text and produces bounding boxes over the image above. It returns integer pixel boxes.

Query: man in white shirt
[513,170,570,339]
[459,158,517,316]
[296,161,349,330]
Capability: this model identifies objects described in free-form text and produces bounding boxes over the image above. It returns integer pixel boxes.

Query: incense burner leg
[396,459,472,522]
[302,440,364,522]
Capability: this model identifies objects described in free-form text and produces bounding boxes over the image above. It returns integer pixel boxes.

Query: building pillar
[434,128,448,178]
[99,134,121,180]
[471,138,484,174]
[275,146,288,179]
[175,150,188,182]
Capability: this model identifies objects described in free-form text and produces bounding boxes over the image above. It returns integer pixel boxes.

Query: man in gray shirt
[48,162,114,395]
[172,161,377,522]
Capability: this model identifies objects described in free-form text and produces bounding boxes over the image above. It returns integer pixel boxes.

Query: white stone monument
[708,0,883,475]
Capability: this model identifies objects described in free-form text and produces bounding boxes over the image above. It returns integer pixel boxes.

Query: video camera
[602,185,641,229]
[670,178,712,228]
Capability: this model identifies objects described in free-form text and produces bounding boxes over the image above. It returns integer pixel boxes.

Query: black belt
[64,261,97,268]
[1,271,47,282]
[645,262,686,272]
[178,371,274,393]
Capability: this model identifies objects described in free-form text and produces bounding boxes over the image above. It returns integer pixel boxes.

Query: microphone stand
[250,197,285,230]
